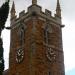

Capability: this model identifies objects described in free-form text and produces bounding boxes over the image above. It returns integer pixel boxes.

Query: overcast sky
[0,0,75,73]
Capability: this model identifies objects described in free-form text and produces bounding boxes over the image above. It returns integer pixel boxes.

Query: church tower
[9,0,65,75]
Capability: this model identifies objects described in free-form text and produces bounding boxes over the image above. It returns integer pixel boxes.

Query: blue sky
[0,0,75,75]
[66,69,75,75]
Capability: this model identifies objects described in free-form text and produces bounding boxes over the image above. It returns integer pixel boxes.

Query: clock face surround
[46,47,56,62]
[16,48,24,63]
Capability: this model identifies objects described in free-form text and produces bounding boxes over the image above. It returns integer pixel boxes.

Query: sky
[0,0,75,75]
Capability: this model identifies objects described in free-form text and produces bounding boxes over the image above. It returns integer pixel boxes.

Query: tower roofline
[11,4,62,27]
[10,0,62,26]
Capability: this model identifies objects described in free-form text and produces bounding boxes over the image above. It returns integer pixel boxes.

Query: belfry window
[19,26,25,46]
[44,25,50,44]
[44,28,48,44]
[44,24,52,45]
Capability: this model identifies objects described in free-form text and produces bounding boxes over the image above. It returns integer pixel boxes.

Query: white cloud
[62,19,75,71]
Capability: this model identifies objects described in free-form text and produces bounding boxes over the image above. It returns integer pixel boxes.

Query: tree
[0,38,4,75]
[0,0,10,75]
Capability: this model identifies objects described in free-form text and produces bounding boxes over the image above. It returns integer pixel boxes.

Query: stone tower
[9,0,65,75]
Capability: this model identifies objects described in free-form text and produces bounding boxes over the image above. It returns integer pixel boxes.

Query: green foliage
[0,1,9,74]
[0,39,4,75]
[0,57,4,71]
[0,1,9,30]
[0,71,3,75]
[0,47,3,58]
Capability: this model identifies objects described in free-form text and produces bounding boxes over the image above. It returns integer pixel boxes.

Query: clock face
[16,48,24,63]
[46,47,56,62]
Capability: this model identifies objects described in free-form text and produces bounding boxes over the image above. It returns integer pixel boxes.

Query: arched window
[44,26,48,44]
[44,24,53,44]
[44,24,53,45]
[18,25,25,46]
[18,23,26,46]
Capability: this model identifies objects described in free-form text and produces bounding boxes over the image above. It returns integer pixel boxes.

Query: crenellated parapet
[45,9,52,17]
[10,0,62,28]
[28,5,42,15]
[19,10,25,18]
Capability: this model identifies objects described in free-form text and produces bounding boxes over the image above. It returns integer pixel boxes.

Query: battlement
[28,5,42,14]
[45,9,52,17]
[19,10,25,18]
[11,4,61,26]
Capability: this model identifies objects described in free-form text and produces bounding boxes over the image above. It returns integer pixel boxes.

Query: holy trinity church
[4,0,65,75]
